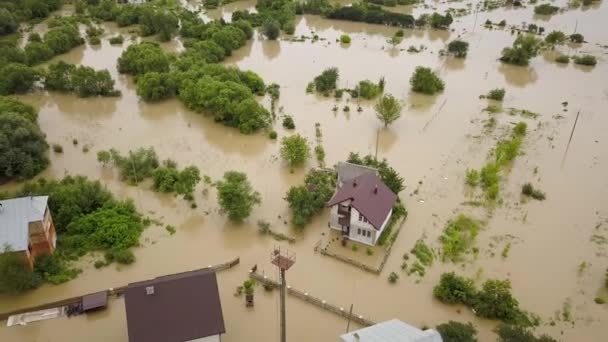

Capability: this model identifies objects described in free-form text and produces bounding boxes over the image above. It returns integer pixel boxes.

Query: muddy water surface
[1,1,608,341]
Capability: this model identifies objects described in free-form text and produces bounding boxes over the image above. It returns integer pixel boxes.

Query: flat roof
[124,269,225,342]
[82,291,108,311]
[341,319,443,342]
[0,196,49,252]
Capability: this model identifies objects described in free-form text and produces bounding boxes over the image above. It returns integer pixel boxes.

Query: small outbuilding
[340,319,443,342]
[0,196,56,269]
[124,269,225,342]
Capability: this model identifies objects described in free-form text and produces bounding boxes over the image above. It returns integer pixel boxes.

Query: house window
[357,229,361,235]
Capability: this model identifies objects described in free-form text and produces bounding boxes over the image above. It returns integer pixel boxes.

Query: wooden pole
[561,110,581,167]
[345,303,354,333]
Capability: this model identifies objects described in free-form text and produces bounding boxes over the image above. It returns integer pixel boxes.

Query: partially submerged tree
[410,66,445,95]
[500,35,542,66]
[447,39,469,58]
[280,134,311,167]
[436,321,478,342]
[313,67,339,94]
[216,171,261,222]
[0,112,49,180]
[544,31,566,45]
[262,18,281,40]
[285,169,335,227]
[375,94,402,127]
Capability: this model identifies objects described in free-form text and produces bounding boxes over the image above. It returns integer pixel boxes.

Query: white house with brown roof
[0,196,56,269]
[327,173,397,246]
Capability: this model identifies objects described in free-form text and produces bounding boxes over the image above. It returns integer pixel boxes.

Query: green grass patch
[440,214,481,262]
[377,202,407,246]
[411,240,434,266]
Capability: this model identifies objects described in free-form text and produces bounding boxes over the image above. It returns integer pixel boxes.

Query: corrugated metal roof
[340,319,443,342]
[327,173,397,230]
[336,162,378,186]
[0,196,48,252]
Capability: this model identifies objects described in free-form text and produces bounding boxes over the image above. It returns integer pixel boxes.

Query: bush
[534,4,559,15]
[411,240,434,266]
[555,55,570,64]
[103,147,160,184]
[521,183,546,200]
[388,271,399,283]
[465,169,479,186]
[473,279,523,322]
[285,169,335,227]
[430,12,453,29]
[152,162,201,199]
[269,130,278,139]
[314,145,325,164]
[354,79,383,99]
[440,214,480,262]
[545,31,566,45]
[109,35,124,45]
[500,35,542,66]
[282,115,295,129]
[24,41,54,65]
[280,134,310,167]
[495,324,556,341]
[0,8,18,35]
[340,34,351,44]
[447,39,469,58]
[487,88,506,101]
[569,33,584,43]
[0,96,37,122]
[216,171,261,222]
[573,54,597,66]
[117,42,170,75]
[52,144,63,153]
[513,122,527,136]
[433,272,477,306]
[410,66,445,95]
[313,67,339,94]
[0,112,49,180]
[436,321,478,342]
[106,249,135,265]
[45,62,120,97]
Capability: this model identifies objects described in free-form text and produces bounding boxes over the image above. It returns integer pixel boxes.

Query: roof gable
[327,173,397,230]
[124,269,225,342]
[0,196,49,252]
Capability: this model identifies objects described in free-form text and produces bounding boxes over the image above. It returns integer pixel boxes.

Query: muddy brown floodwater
[2,1,608,341]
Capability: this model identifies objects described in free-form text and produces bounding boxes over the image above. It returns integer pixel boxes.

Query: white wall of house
[186,334,221,342]
[328,203,393,246]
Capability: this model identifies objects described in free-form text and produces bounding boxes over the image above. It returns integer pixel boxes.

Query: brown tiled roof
[327,173,397,230]
[124,269,225,342]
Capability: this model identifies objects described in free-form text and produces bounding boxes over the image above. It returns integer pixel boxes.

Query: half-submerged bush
[312,67,339,94]
[573,54,597,66]
[495,324,556,342]
[534,4,559,15]
[433,272,477,306]
[447,39,469,58]
[440,214,480,262]
[500,35,541,66]
[522,183,546,200]
[486,88,506,101]
[555,55,570,64]
[436,321,478,342]
[410,66,445,95]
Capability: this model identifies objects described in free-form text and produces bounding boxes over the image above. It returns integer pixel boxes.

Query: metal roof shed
[340,319,443,342]
[82,291,108,312]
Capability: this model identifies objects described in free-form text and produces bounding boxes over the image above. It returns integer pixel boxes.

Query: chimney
[374,185,378,194]
[145,286,155,295]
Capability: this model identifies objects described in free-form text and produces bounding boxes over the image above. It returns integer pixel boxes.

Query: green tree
[106,147,160,184]
[136,72,176,101]
[447,39,469,58]
[433,272,477,306]
[262,18,280,40]
[0,112,49,179]
[0,42,27,66]
[473,279,522,322]
[280,134,311,167]
[285,169,335,227]
[0,248,42,294]
[436,321,478,342]
[24,41,54,65]
[0,63,39,95]
[216,171,261,222]
[44,61,76,91]
[495,324,556,342]
[313,67,339,93]
[410,66,445,95]
[545,31,566,45]
[500,35,542,66]
[44,24,84,55]
[0,96,37,122]
[97,150,111,166]
[0,8,18,35]
[375,94,402,127]
[211,26,247,56]
[117,42,170,75]
[430,12,453,29]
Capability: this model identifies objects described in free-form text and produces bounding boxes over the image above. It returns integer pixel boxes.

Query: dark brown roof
[124,269,225,342]
[327,173,397,230]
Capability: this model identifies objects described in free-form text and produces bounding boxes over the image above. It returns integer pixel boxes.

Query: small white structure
[327,173,397,246]
[340,319,443,342]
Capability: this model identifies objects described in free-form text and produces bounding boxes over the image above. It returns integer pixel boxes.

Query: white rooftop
[340,319,443,342]
[0,196,49,252]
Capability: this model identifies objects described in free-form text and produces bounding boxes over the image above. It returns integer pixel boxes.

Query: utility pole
[271,247,296,342]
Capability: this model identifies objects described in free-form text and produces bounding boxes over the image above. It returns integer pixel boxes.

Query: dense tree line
[0,0,63,35]
[0,96,48,180]
[45,61,120,97]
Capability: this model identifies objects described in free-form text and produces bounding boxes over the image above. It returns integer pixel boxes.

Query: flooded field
[1,0,608,341]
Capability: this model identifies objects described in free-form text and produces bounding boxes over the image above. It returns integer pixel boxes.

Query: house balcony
[338,216,350,227]
[337,205,350,216]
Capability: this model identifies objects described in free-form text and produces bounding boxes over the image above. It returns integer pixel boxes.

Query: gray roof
[336,162,378,186]
[341,319,443,342]
[0,196,49,252]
